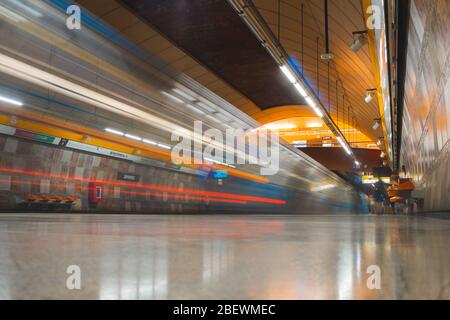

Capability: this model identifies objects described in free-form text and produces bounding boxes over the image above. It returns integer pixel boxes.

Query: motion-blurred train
[0,0,367,214]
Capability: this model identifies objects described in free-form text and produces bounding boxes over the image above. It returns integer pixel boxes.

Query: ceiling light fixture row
[227,0,357,160]
[105,128,172,150]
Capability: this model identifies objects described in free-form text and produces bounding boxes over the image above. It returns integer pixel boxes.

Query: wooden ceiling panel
[100,7,141,30]
[253,0,381,140]
[78,0,380,143]
[78,0,262,118]
[120,0,308,109]
[77,0,120,16]
[121,22,157,43]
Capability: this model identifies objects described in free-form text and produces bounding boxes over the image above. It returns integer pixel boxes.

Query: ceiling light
[294,82,307,97]
[261,123,296,130]
[312,107,323,118]
[355,160,361,166]
[0,95,23,106]
[322,143,333,147]
[305,97,316,109]
[125,134,142,141]
[305,97,324,118]
[105,128,124,136]
[343,147,352,155]
[380,151,386,158]
[337,136,352,155]
[157,143,171,150]
[143,139,157,145]
[306,122,323,128]
[161,91,183,104]
[280,65,296,84]
[172,88,195,101]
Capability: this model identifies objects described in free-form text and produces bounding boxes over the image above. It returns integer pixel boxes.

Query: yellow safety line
[0,107,269,184]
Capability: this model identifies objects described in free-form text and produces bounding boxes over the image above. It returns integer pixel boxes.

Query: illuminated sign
[213,170,228,179]
[362,175,390,184]
[15,129,55,144]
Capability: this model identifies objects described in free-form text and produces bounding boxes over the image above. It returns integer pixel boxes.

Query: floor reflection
[0,213,449,299]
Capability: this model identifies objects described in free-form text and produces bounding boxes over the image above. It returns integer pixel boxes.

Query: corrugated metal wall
[400,0,450,211]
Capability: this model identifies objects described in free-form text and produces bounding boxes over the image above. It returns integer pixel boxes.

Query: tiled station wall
[0,135,216,213]
[400,0,450,211]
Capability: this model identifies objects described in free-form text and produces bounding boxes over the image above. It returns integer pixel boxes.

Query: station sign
[117,172,140,182]
[213,170,228,179]
[15,129,56,144]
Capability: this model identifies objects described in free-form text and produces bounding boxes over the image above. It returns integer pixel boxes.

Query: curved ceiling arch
[252,0,382,142]
[252,105,314,124]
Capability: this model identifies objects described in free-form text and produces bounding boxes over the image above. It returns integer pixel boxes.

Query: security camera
[350,31,368,52]
[365,88,377,104]
[372,119,381,131]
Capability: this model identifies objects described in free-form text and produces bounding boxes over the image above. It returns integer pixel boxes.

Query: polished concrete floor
[0,213,449,299]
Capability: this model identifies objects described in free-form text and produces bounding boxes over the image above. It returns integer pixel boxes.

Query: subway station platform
[0,0,449,303]
[0,213,449,300]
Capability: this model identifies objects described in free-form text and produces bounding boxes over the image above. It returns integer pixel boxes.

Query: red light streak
[0,168,286,205]
[1,179,248,205]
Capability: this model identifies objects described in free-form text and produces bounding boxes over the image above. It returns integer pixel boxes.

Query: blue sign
[213,170,228,179]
